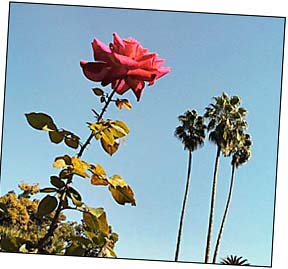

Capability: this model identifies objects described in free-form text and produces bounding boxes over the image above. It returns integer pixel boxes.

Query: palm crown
[204,92,248,156]
[175,109,206,152]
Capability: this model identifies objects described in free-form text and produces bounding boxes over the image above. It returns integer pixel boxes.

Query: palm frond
[220,255,250,266]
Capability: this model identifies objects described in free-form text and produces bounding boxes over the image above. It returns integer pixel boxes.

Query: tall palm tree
[203,93,248,263]
[212,132,252,263]
[174,110,206,261]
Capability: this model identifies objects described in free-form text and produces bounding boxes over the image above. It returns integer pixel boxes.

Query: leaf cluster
[89,119,130,156]
[25,112,80,149]
[51,155,136,206]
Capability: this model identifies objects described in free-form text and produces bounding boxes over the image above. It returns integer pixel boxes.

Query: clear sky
[0,2,285,266]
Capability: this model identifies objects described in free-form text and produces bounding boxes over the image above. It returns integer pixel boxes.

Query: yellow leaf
[71,157,90,178]
[110,124,128,138]
[108,175,136,206]
[108,185,136,206]
[89,163,107,176]
[100,138,120,156]
[84,208,110,236]
[89,123,105,140]
[102,128,115,145]
[91,175,109,186]
[53,159,67,169]
[90,164,109,186]
[112,120,129,135]
[108,175,128,188]
[115,99,132,110]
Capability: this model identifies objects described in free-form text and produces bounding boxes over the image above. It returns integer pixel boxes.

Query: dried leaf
[115,99,132,110]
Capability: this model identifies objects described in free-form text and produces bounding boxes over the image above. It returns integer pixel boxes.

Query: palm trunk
[212,163,236,263]
[175,150,192,261]
[204,145,221,263]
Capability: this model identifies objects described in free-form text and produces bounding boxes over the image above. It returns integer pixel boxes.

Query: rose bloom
[80,33,170,101]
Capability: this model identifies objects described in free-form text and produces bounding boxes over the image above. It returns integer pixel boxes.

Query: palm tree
[203,93,248,263]
[174,110,206,261]
[212,132,252,263]
[220,255,250,265]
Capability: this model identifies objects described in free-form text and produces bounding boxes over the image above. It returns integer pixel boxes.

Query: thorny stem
[37,81,120,251]
[37,180,70,252]
[77,88,117,158]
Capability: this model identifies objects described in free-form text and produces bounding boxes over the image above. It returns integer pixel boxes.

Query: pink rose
[80,33,170,101]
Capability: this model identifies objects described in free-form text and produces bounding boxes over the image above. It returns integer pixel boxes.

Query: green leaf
[92,87,104,96]
[70,192,83,207]
[83,212,99,233]
[83,229,97,242]
[50,176,65,189]
[93,232,106,247]
[40,187,58,193]
[0,237,19,252]
[37,195,58,217]
[108,175,136,206]
[70,236,91,247]
[59,168,72,179]
[65,136,79,149]
[67,186,82,202]
[87,207,109,236]
[53,155,72,169]
[25,112,57,131]
[49,131,64,144]
[65,242,85,256]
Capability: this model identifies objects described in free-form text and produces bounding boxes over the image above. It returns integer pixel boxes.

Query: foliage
[175,109,206,152]
[204,92,248,156]
[0,183,118,256]
[220,255,250,266]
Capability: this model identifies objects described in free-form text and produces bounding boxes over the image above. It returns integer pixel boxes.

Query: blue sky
[0,2,285,266]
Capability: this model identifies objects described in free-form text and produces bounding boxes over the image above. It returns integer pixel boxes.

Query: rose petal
[112,79,130,94]
[101,66,128,86]
[127,69,156,81]
[113,33,125,49]
[112,53,139,68]
[148,66,171,85]
[126,77,145,101]
[80,61,111,82]
[155,66,171,79]
[92,38,113,64]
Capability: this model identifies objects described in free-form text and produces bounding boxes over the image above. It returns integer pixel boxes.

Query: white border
[0,1,286,268]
